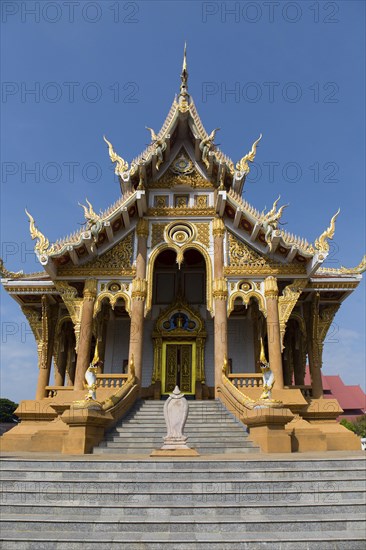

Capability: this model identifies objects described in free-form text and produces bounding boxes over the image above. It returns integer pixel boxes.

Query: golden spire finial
[182,41,187,72]
[315,208,340,253]
[180,42,189,96]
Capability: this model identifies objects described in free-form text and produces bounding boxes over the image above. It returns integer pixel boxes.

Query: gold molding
[318,254,366,275]
[151,222,210,250]
[227,290,266,317]
[264,276,278,299]
[136,218,149,238]
[93,290,131,317]
[147,207,216,217]
[54,281,83,351]
[83,278,97,301]
[212,217,225,237]
[151,223,167,248]
[224,265,306,276]
[131,277,147,301]
[212,277,228,300]
[151,166,214,189]
[278,279,307,350]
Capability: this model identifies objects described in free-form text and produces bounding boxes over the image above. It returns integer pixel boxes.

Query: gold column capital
[136,218,149,238]
[264,276,278,299]
[131,277,147,300]
[212,216,225,237]
[83,279,97,301]
[213,277,228,300]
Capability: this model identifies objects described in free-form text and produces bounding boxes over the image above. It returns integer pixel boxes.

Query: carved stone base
[61,407,112,454]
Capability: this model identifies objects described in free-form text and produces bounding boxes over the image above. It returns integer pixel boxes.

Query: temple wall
[104,318,130,374]
[227,317,255,373]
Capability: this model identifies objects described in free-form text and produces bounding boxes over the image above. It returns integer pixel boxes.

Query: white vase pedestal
[151,386,199,457]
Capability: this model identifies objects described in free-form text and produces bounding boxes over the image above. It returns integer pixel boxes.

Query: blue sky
[1,0,365,402]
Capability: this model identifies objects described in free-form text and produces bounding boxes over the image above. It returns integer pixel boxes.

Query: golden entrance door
[162,342,195,394]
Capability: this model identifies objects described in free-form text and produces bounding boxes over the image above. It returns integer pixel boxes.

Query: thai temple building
[1,48,365,455]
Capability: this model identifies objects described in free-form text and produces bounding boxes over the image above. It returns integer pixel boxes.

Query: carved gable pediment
[58,232,135,276]
[226,232,306,275]
[150,148,213,189]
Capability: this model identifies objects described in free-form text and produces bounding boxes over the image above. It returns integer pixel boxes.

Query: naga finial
[315,208,340,253]
[146,126,158,142]
[0,258,23,279]
[103,135,129,175]
[78,199,103,245]
[25,209,52,256]
[78,198,101,225]
[340,254,366,274]
[262,198,289,252]
[146,127,167,170]
[263,195,281,221]
[236,134,262,175]
[199,128,220,169]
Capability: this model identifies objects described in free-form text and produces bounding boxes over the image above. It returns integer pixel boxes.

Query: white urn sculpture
[150,386,199,456]
[162,386,189,450]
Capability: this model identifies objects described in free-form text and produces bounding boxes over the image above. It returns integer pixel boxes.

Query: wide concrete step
[2,488,363,505]
[1,531,365,550]
[2,501,365,517]
[95,447,258,455]
[1,458,364,471]
[2,513,364,533]
[1,467,364,482]
[104,438,252,446]
[0,460,366,476]
[2,477,362,493]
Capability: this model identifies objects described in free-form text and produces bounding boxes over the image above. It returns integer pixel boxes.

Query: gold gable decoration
[228,233,275,268]
[150,149,213,189]
[58,233,135,276]
[226,233,306,275]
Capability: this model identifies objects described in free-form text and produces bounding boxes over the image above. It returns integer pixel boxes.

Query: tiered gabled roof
[1,46,365,284]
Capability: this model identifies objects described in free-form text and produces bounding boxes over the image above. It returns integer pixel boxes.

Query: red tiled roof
[304,366,366,413]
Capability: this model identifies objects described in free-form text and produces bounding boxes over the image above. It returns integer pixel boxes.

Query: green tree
[340,414,366,438]
[0,398,19,423]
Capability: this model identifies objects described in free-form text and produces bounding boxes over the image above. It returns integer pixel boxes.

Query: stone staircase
[0,455,365,548]
[93,399,260,455]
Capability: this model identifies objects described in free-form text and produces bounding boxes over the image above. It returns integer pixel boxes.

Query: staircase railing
[218,363,257,421]
[228,373,263,389]
[96,374,128,388]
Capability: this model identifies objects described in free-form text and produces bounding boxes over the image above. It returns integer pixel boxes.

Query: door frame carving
[152,297,207,396]
[162,341,196,395]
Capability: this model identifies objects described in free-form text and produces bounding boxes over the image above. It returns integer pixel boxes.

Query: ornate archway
[152,297,207,396]
[146,240,213,315]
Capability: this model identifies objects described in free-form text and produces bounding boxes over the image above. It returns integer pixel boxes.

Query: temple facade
[1,49,365,454]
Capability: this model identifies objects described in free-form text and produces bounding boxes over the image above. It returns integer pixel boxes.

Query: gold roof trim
[317,255,366,275]
[226,190,314,256]
[50,190,136,256]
